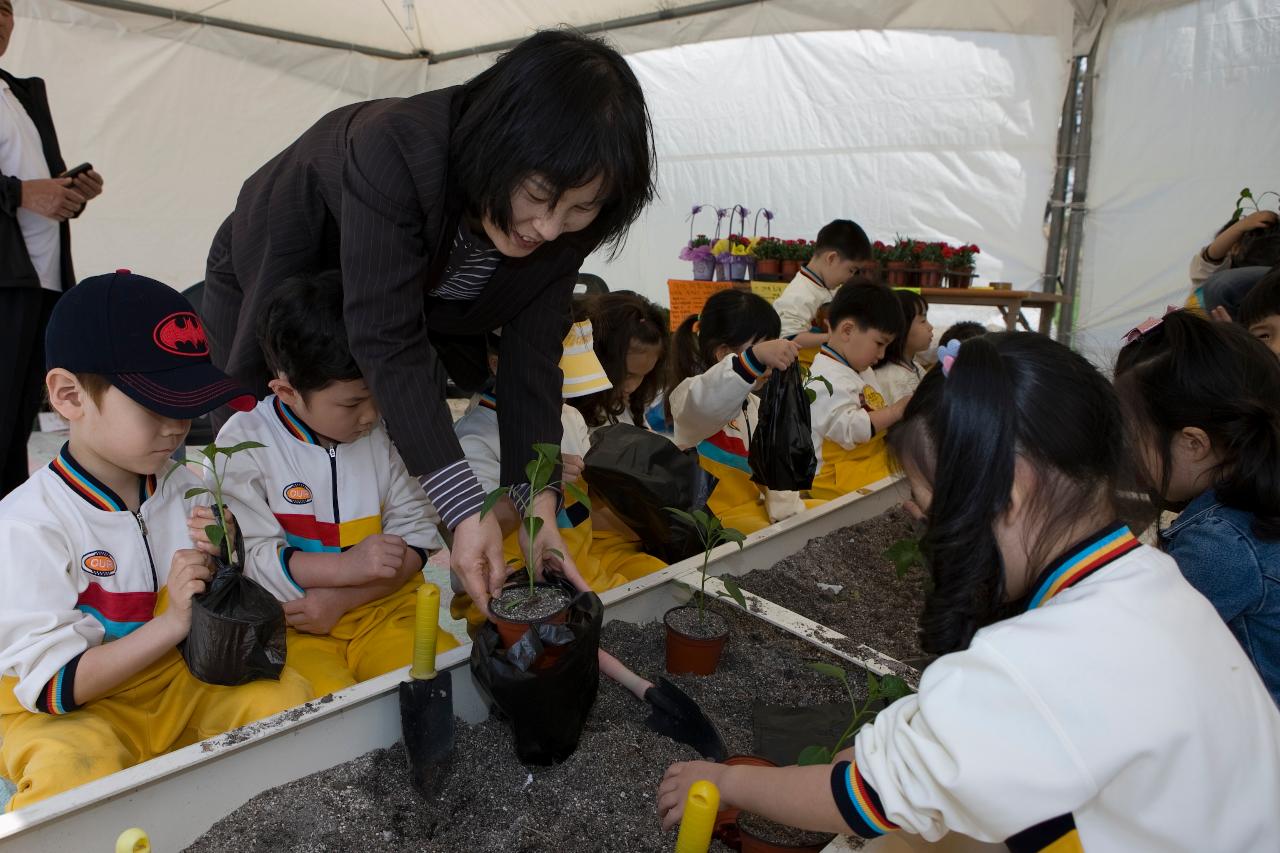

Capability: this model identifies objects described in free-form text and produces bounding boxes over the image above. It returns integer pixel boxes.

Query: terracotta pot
[885,261,910,287]
[738,819,832,853]
[754,258,781,277]
[664,606,728,675]
[713,756,777,850]
[945,266,974,288]
[780,259,801,279]
[692,259,716,281]
[918,261,944,289]
[490,582,572,668]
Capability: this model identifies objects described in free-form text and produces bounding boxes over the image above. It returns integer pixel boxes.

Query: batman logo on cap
[153,312,209,357]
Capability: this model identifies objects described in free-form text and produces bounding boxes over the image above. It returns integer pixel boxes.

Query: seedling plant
[167,441,265,567]
[797,663,912,765]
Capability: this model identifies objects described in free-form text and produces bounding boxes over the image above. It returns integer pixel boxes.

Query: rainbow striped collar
[819,343,852,368]
[49,443,157,513]
[477,392,497,412]
[1026,522,1140,610]
[799,265,828,290]
[273,397,321,446]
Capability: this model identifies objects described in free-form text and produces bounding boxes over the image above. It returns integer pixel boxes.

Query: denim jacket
[1161,489,1280,705]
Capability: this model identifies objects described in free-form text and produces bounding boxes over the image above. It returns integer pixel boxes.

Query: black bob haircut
[827,283,903,337]
[812,219,872,261]
[452,29,657,258]
[259,270,361,395]
[1238,265,1280,327]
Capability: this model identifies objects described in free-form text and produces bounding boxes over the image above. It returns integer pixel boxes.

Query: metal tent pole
[1041,57,1084,317]
[1058,43,1099,345]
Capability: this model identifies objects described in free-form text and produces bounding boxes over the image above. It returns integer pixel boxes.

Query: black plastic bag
[180,510,286,686]
[583,424,719,563]
[470,576,602,766]
[749,362,817,491]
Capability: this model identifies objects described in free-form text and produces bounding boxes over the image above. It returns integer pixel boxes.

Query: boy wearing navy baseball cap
[0,270,313,811]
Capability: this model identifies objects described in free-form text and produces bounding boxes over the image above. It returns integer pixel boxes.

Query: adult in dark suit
[204,29,655,617]
[0,0,104,497]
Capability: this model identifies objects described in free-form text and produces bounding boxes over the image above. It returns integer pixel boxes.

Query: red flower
[971,245,981,254]
[941,246,955,258]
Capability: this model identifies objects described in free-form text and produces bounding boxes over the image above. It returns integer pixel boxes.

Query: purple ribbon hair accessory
[939,339,962,377]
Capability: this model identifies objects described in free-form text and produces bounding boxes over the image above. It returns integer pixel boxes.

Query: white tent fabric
[8,0,1075,311]
[1074,0,1280,363]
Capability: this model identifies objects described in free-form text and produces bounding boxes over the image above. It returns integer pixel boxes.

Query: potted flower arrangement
[753,237,784,278]
[779,240,802,280]
[713,234,754,282]
[480,443,589,654]
[918,241,945,288]
[884,237,916,287]
[944,243,980,288]
[681,234,715,281]
[662,508,746,675]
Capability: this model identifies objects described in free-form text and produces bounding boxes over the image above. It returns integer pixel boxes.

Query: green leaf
[867,672,881,699]
[818,375,834,396]
[533,443,561,463]
[1241,188,1253,198]
[201,444,218,462]
[524,515,543,543]
[479,487,510,519]
[692,509,711,529]
[204,524,225,549]
[719,527,746,547]
[546,547,565,560]
[563,480,591,512]
[883,538,924,578]
[808,661,849,685]
[184,487,210,500]
[719,577,747,609]
[879,675,913,702]
[805,389,817,404]
[216,440,266,457]
[664,506,697,526]
[796,745,832,766]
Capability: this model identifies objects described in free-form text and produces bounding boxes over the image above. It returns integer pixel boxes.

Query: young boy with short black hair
[216,271,458,697]
[0,270,313,810]
[1238,265,1280,357]
[772,219,874,353]
[808,283,910,501]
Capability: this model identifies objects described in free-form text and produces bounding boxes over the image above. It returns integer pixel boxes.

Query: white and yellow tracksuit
[773,266,835,370]
[670,350,809,534]
[808,345,893,501]
[216,396,458,697]
[0,444,312,810]
[450,394,666,631]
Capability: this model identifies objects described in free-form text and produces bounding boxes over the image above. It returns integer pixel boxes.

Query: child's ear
[1176,427,1215,462]
[46,369,88,421]
[268,376,301,407]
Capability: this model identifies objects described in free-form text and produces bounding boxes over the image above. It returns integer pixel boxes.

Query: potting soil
[188,605,866,852]
[666,603,729,639]
[738,810,838,849]
[738,506,928,664]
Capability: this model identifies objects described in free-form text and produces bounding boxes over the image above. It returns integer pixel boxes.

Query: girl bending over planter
[665,290,810,535]
[659,332,1280,849]
[1115,310,1280,704]
[570,291,669,432]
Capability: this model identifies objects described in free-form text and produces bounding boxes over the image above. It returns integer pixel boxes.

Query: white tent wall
[1075,0,1280,363]
[7,0,431,290]
[579,24,1072,312]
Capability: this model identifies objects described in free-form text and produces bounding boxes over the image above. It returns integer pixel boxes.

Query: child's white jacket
[838,527,1280,851]
[669,351,804,523]
[773,267,833,339]
[216,397,443,603]
[809,347,883,459]
[0,445,208,714]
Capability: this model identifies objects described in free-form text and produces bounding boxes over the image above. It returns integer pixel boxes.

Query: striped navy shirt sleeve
[419,460,486,530]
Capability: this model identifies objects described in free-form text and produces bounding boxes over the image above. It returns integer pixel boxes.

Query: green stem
[832,680,873,755]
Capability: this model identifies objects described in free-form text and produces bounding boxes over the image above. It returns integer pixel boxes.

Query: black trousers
[0,287,60,498]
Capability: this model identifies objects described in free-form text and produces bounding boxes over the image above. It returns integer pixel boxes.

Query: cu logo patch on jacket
[283,482,314,505]
[80,550,117,578]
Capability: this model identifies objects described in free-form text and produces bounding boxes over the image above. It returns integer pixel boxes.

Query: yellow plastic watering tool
[674,779,720,853]
[115,827,150,853]
[399,582,455,796]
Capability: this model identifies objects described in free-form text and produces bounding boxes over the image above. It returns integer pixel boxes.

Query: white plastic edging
[0,479,908,851]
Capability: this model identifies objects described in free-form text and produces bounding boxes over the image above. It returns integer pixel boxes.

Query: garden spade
[598,649,728,761]
[399,583,454,795]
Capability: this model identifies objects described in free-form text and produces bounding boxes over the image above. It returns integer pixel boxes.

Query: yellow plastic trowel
[399,583,455,796]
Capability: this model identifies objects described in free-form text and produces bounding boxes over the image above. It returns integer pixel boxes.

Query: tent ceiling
[70,0,1112,60]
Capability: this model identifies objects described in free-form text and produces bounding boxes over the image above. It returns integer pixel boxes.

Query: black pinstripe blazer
[216,86,589,485]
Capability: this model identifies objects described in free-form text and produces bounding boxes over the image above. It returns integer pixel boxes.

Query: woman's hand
[521,490,591,593]
[450,512,509,617]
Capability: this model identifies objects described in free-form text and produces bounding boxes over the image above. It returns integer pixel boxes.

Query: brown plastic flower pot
[713,755,778,850]
[664,606,729,675]
[780,260,801,279]
[918,261,944,288]
[885,261,910,287]
[738,820,832,853]
[755,259,781,277]
[490,583,572,670]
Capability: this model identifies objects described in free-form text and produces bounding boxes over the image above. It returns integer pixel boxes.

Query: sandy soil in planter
[188,606,868,852]
[738,506,928,665]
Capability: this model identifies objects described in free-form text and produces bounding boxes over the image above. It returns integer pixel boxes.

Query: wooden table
[917,287,1071,335]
